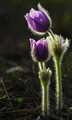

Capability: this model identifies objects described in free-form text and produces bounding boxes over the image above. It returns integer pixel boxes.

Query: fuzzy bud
[39,68,52,86]
[47,34,69,59]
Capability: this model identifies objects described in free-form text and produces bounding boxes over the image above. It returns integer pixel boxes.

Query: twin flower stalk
[25,3,69,119]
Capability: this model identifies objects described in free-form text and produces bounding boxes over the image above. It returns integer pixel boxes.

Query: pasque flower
[30,38,49,62]
[25,3,51,34]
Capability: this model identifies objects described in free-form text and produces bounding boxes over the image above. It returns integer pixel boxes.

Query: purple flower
[25,3,51,34]
[30,38,49,62]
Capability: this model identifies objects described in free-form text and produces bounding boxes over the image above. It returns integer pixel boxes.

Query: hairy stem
[47,29,55,40]
[42,83,49,120]
[39,62,46,70]
[39,62,43,70]
[54,57,62,116]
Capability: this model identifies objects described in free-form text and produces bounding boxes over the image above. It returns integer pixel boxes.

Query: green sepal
[39,68,52,87]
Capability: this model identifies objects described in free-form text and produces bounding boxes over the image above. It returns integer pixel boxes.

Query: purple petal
[30,8,49,27]
[25,15,38,31]
[36,38,44,56]
[37,3,51,27]
[43,40,49,60]
[25,15,49,32]
[34,38,48,61]
[29,9,40,19]
[30,39,36,50]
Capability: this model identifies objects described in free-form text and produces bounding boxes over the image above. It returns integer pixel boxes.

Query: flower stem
[47,29,55,40]
[39,62,43,70]
[54,57,62,116]
[39,62,46,70]
[42,82,49,120]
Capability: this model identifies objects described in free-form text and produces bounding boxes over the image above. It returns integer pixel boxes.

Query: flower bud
[47,34,69,59]
[25,3,51,35]
[30,38,49,62]
[39,68,52,86]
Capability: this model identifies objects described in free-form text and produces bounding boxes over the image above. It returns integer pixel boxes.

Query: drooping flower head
[47,34,69,59]
[30,38,49,62]
[25,3,51,35]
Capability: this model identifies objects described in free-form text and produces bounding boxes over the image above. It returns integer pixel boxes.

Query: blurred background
[0,0,72,64]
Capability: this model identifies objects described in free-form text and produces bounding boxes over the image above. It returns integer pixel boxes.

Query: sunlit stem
[54,56,62,116]
[39,62,46,70]
[42,62,46,69]
[41,81,49,120]
[39,62,43,70]
[47,29,55,40]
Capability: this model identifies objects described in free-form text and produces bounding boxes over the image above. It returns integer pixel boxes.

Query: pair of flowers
[25,3,51,63]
